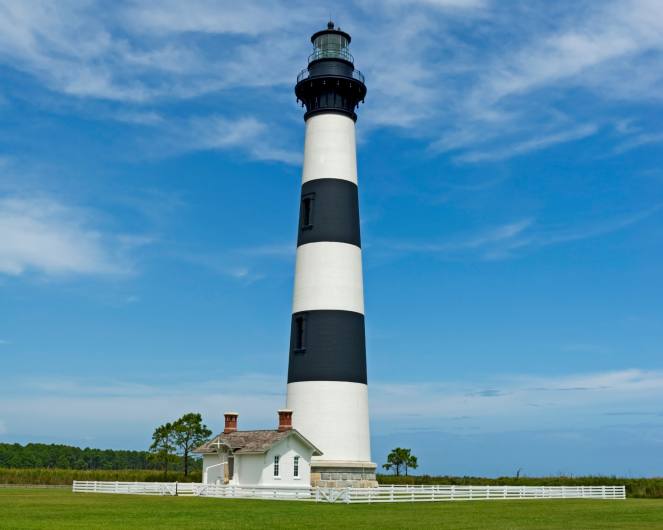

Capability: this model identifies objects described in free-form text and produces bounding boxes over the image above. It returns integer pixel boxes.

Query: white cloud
[425,0,663,160]
[0,195,150,277]
[123,0,312,36]
[383,219,532,256]
[479,0,663,103]
[370,368,663,434]
[454,124,598,163]
[614,132,663,154]
[111,110,165,126]
[186,115,301,165]
[0,2,149,101]
[0,374,285,444]
[0,0,661,163]
[392,0,486,7]
[236,243,294,258]
[380,205,661,260]
[171,240,296,283]
[0,1,312,101]
[1,369,660,444]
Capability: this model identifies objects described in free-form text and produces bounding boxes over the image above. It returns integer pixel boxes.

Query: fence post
[602,486,606,499]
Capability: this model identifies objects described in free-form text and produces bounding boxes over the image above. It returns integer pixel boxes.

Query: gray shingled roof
[193,429,322,456]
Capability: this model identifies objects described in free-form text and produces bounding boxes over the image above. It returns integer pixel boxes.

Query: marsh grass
[0,468,201,485]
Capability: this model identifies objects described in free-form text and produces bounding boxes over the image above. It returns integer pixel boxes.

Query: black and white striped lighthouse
[286,22,376,487]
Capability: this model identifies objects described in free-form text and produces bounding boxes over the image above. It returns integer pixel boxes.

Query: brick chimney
[224,412,238,433]
[277,409,293,432]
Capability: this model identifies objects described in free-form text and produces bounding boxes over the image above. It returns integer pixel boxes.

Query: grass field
[1,488,662,529]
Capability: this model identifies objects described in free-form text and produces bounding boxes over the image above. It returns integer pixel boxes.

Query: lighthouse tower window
[294,315,307,353]
[301,194,315,230]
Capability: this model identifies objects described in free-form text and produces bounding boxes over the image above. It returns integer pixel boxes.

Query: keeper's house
[194,410,322,487]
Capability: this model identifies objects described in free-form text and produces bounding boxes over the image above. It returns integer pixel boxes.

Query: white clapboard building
[194,411,322,488]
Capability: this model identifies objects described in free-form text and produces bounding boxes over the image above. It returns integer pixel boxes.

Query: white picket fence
[73,481,626,503]
[325,484,627,503]
[73,482,179,496]
[72,481,312,500]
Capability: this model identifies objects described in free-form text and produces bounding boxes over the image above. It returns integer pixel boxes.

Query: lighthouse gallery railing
[297,67,365,84]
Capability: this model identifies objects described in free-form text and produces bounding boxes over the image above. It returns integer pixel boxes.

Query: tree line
[0,412,213,475]
[0,442,195,471]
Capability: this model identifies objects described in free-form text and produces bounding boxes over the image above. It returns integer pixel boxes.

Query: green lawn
[1,488,662,529]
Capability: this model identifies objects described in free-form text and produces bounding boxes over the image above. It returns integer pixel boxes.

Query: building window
[273,455,280,477]
[293,456,300,478]
[294,315,306,353]
[301,194,315,230]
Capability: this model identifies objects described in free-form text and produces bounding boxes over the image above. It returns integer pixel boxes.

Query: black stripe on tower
[288,310,367,384]
[297,178,360,248]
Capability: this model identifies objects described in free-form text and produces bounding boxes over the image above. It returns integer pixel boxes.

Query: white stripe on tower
[292,240,364,314]
[287,381,371,463]
[302,114,357,184]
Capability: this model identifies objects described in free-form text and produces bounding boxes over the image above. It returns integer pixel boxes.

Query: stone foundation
[311,465,378,488]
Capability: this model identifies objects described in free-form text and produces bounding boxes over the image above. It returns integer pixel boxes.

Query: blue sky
[1,0,662,477]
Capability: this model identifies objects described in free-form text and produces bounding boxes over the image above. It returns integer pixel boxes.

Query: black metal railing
[297,67,365,84]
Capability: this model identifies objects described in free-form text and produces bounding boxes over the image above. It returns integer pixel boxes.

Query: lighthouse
[286,22,376,488]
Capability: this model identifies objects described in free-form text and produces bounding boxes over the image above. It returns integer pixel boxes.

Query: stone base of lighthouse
[311,461,378,488]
